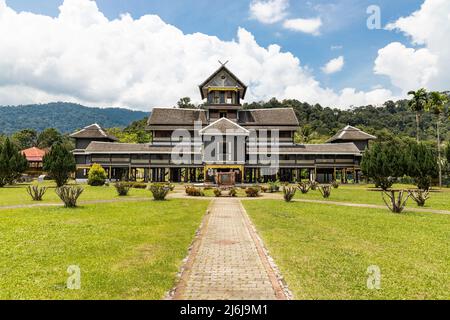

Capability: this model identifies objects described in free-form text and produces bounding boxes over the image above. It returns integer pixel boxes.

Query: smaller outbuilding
[327,125,377,151]
[21,147,47,176]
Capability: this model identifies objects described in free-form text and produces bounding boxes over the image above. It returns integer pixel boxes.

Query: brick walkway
[172,198,287,300]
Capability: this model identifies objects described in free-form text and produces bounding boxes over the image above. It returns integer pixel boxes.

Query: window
[214,92,220,104]
[226,92,233,104]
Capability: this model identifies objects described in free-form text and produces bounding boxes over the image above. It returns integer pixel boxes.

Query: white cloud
[0,0,394,110]
[283,17,322,35]
[249,0,289,24]
[375,0,450,93]
[322,56,344,74]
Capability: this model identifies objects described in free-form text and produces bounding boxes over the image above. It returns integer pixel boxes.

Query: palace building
[72,65,375,184]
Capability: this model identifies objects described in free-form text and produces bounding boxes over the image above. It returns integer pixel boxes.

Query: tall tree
[406,142,438,190]
[0,138,28,187]
[426,91,448,187]
[361,141,405,190]
[37,128,63,149]
[42,143,76,187]
[176,97,196,109]
[407,88,428,142]
[11,129,38,149]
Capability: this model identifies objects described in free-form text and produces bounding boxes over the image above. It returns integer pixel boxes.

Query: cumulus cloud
[375,0,450,93]
[322,56,344,74]
[283,17,322,35]
[0,0,394,110]
[249,0,289,24]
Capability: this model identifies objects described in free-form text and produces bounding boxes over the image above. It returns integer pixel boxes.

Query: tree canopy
[42,143,76,187]
[0,137,28,187]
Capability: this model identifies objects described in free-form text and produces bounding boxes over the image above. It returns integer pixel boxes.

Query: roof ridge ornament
[218,60,229,66]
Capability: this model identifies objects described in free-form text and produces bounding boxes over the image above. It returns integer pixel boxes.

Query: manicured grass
[0,199,209,299]
[292,184,450,211]
[243,200,450,299]
[0,181,150,207]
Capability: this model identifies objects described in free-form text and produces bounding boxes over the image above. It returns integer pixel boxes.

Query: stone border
[238,200,293,300]
[166,200,214,300]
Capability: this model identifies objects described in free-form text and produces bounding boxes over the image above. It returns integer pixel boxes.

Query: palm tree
[426,91,448,188]
[408,88,428,142]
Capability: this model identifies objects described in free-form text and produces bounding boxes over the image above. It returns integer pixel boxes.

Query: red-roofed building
[21,147,47,175]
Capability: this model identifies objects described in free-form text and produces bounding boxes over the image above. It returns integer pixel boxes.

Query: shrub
[382,190,410,213]
[87,164,107,186]
[283,186,296,202]
[131,182,147,189]
[408,189,430,207]
[149,183,170,200]
[185,186,204,197]
[267,181,280,193]
[309,181,319,191]
[213,188,222,197]
[114,181,131,196]
[245,187,260,197]
[260,186,268,193]
[331,180,339,189]
[297,182,310,194]
[229,188,237,197]
[56,185,83,208]
[167,183,175,191]
[318,185,332,198]
[26,185,47,201]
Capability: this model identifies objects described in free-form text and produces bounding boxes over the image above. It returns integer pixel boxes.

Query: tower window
[226,92,233,104]
[214,92,220,104]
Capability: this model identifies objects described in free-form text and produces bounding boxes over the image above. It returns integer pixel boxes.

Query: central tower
[199,63,247,122]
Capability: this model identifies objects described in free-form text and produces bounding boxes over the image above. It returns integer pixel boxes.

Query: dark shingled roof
[200,118,249,135]
[249,143,361,154]
[70,123,118,141]
[327,125,377,143]
[147,108,207,126]
[81,142,200,154]
[239,108,299,126]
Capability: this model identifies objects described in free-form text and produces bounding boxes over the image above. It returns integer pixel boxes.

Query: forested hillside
[0,102,148,134]
[243,97,450,143]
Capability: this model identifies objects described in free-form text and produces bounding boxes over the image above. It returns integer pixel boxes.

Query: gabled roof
[199,65,247,99]
[147,108,207,126]
[21,147,46,161]
[199,117,249,135]
[248,143,361,155]
[69,123,118,141]
[238,108,299,126]
[78,141,201,154]
[327,125,377,143]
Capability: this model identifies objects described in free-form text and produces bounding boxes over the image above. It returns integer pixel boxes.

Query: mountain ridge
[0,102,149,135]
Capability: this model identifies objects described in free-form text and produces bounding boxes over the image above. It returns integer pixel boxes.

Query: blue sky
[2,0,446,110]
[6,0,423,96]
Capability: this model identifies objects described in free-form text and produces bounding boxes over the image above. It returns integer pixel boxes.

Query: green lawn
[0,199,209,299]
[243,200,450,300]
[0,181,150,207]
[292,184,450,211]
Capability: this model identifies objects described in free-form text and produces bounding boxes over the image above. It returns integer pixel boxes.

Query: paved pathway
[172,198,287,300]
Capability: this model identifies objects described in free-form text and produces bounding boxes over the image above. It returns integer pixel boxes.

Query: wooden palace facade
[72,65,376,184]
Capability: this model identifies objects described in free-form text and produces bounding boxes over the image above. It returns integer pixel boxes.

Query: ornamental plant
[87,163,107,186]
